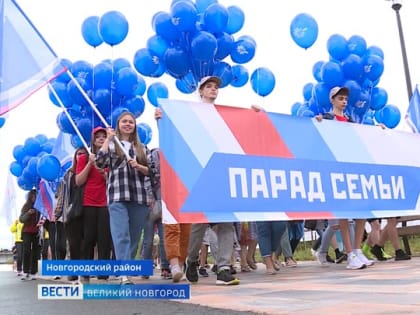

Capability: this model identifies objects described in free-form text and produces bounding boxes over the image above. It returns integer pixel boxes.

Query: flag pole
[47,83,91,153]
[66,71,131,160]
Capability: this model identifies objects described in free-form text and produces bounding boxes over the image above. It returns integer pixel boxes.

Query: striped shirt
[96,141,152,205]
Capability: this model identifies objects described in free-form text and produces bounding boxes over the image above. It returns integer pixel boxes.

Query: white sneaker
[355,249,374,267]
[346,253,367,270]
[170,265,183,283]
[316,252,329,266]
[21,273,33,281]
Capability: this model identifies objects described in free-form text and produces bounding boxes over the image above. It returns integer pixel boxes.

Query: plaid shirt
[96,141,152,205]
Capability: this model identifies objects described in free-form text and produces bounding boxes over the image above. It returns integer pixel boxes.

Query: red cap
[92,126,106,135]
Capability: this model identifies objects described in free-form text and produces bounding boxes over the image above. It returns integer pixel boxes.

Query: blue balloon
[13,145,27,163]
[35,134,48,145]
[203,3,229,33]
[9,161,23,177]
[93,89,112,115]
[123,96,145,118]
[133,48,159,76]
[303,83,314,101]
[0,116,6,128]
[24,138,42,156]
[342,54,364,81]
[48,81,72,108]
[225,6,245,34]
[170,0,198,32]
[327,34,349,61]
[215,32,234,61]
[312,61,324,82]
[321,61,344,87]
[41,142,54,154]
[147,35,169,59]
[147,82,169,107]
[93,62,113,89]
[230,65,248,87]
[363,54,384,81]
[347,35,367,57]
[164,47,190,79]
[230,37,256,64]
[176,73,196,94]
[77,118,93,144]
[37,154,61,181]
[81,16,103,47]
[66,76,92,106]
[71,60,93,79]
[113,58,131,73]
[153,11,180,42]
[99,11,129,46]
[213,62,232,88]
[250,67,275,97]
[195,0,217,13]
[115,68,139,96]
[381,104,401,128]
[55,58,72,83]
[367,46,384,59]
[291,102,303,116]
[290,13,318,49]
[191,31,218,61]
[313,83,331,110]
[370,87,388,110]
[134,75,146,96]
[137,122,152,145]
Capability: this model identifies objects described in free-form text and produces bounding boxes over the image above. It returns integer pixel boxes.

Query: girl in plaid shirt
[96,112,155,285]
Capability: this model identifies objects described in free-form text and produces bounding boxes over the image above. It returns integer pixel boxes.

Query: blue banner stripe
[314,120,374,163]
[159,114,203,191]
[267,113,337,161]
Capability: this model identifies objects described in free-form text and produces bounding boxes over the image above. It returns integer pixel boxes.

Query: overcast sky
[1,0,419,248]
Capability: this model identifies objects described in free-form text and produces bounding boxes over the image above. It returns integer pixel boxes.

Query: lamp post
[387,0,413,101]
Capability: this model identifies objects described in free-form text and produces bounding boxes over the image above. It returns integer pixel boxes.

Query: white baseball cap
[329,86,349,102]
[198,76,221,90]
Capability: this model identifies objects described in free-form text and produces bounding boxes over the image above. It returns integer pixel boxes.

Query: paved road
[2,257,420,315]
[0,265,259,315]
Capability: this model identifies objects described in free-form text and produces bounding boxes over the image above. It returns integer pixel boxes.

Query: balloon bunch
[293,33,401,128]
[133,0,275,97]
[49,57,149,148]
[9,135,64,191]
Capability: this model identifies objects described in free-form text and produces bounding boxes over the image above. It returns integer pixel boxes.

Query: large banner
[158,99,420,223]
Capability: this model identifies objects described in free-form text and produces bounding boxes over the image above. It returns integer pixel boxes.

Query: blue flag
[0,0,67,115]
[405,85,420,133]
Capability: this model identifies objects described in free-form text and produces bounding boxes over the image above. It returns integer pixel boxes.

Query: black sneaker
[185,260,198,283]
[198,267,209,277]
[216,269,240,285]
[211,264,218,273]
[395,249,411,261]
[371,245,388,261]
[326,254,335,263]
[335,252,347,264]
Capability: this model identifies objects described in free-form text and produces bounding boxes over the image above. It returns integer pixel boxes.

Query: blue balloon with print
[99,11,129,46]
[250,67,275,97]
[230,65,248,87]
[290,13,318,49]
[81,16,103,48]
[230,36,256,64]
[170,0,198,32]
[147,82,169,107]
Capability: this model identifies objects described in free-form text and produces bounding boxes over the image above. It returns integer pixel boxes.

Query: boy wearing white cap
[315,86,374,270]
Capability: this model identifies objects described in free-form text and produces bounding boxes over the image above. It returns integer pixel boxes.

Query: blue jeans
[256,221,287,257]
[109,201,150,261]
